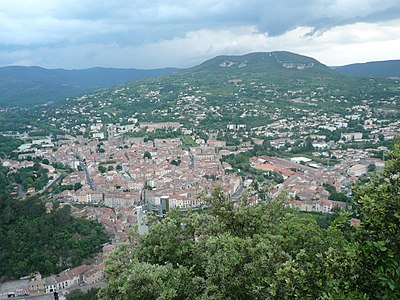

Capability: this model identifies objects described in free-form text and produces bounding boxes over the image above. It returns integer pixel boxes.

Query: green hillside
[334,60,400,78]
[0,66,180,106]
[0,51,398,134]
[191,51,331,74]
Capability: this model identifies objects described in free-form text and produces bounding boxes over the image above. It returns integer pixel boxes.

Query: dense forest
[0,196,109,281]
[0,135,23,159]
[99,142,400,299]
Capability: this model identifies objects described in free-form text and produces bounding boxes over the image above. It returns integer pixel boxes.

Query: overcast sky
[0,0,399,69]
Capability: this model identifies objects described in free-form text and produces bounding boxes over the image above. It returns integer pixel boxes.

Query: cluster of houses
[0,264,104,298]
[250,155,365,213]
[44,136,242,212]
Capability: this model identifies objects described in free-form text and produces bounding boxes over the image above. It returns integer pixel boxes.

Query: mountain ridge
[1,51,397,108]
[0,66,181,106]
[333,59,400,78]
[189,51,333,75]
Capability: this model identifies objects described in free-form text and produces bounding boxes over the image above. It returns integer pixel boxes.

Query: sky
[0,0,399,69]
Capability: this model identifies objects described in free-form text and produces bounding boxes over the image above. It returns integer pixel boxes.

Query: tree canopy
[0,196,109,281]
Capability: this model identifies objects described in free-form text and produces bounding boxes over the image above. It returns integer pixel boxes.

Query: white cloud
[0,0,399,68]
[4,18,398,69]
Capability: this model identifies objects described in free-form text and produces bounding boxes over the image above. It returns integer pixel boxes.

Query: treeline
[0,135,23,158]
[10,163,50,192]
[0,166,11,194]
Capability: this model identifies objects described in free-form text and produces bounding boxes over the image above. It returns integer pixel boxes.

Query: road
[188,148,195,170]
[39,174,60,194]
[80,161,97,190]
[18,184,25,198]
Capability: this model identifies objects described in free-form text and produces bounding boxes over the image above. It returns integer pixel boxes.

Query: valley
[0,51,399,299]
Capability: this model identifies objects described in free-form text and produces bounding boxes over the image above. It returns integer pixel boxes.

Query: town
[1,107,398,297]
[0,55,399,299]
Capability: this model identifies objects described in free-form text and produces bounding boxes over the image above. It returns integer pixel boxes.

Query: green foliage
[0,66,178,106]
[180,134,197,147]
[1,52,398,138]
[352,141,400,299]
[221,145,284,183]
[0,196,109,281]
[170,159,181,166]
[0,135,23,158]
[98,165,107,173]
[100,187,351,299]
[9,164,50,191]
[216,132,241,146]
[52,184,73,194]
[125,129,182,141]
[0,166,11,194]
[143,151,152,159]
[367,163,376,172]
[73,182,83,191]
[323,183,349,202]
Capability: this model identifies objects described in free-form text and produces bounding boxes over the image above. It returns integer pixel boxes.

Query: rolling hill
[7,51,394,135]
[0,66,180,106]
[333,60,400,78]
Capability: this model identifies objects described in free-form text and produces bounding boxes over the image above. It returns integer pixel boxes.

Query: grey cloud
[0,0,399,68]
[1,0,399,47]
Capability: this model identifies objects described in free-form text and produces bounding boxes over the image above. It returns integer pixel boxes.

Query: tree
[170,159,181,166]
[367,163,376,172]
[33,163,41,171]
[143,151,152,159]
[352,141,400,298]
[73,182,82,192]
[0,195,109,280]
[100,187,351,299]
[98,165,107,173]
[303,136,314,152]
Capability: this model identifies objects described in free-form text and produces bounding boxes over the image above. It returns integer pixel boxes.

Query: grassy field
[180,134,197,147]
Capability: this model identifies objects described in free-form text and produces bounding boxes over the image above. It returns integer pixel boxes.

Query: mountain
[333,60,400,78]
[0,66,180,106]
[6,51,395,135]
[190,51,334,76]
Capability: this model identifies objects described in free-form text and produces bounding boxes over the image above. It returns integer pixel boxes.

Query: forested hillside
[0,66,180,106]
[0,135,109,282]
[0,196,109,281]
[334,60,400,78]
